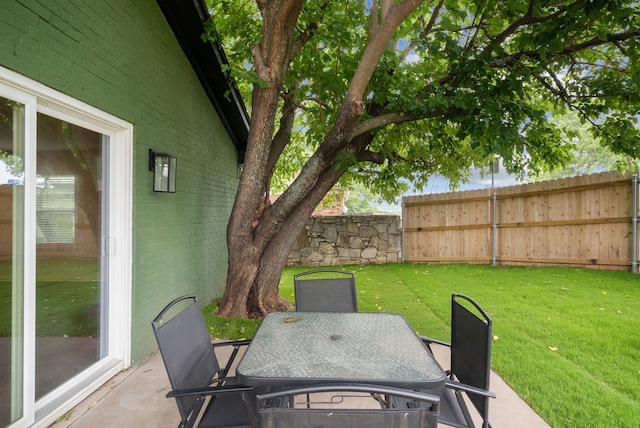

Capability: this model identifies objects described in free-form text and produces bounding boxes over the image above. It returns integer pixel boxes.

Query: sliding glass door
[0,68,132,427]
[34,113,108,400]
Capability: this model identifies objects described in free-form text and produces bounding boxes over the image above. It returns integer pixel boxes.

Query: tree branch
[230,0,304,238]
[264,91,297,191]
[561,31,639,56]
[491,30,639,68]
[255,148,346,248]
[356,149,387,164]
[538,66,570,102]
[355,147,407,165]
[256,0,304,83]
[347,0,425,102]
[441,0,606,86]
[423,0,444,37]
[484,0,588,54]
[438,29,638,89]
[370,0,379,33]
[251,43,271,82]
[348,105,469,141]
[355,148,435,174]
[348,112,418,141]
[289,1,329,60]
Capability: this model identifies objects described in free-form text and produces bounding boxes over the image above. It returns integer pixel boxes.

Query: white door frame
[0,65,132,428]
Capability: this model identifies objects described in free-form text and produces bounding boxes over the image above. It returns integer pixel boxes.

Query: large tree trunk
[215,0,305,318]
[215,0,423,318]
[217,125,369,318]
[217,143,347,317]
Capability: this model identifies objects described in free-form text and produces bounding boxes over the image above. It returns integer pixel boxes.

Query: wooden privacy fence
[402,171,640,272]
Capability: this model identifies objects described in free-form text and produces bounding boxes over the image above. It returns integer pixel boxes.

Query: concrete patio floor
[50,344,550,428]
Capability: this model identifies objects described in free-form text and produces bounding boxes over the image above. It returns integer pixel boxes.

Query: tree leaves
[207,0,639,202]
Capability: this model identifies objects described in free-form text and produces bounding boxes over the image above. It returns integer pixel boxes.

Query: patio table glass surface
[236,311,446,389]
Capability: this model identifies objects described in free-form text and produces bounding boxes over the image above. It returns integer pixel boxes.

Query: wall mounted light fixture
[149,149,177,193]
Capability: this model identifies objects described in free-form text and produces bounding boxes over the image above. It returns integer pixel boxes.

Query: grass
[202,263,640,428]
[0,259,100,337]
[3,260,636,425]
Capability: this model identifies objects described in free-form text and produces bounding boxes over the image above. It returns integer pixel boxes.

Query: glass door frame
[0,66,133,428]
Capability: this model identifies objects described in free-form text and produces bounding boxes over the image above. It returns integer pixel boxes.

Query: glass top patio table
[236,311,446,389]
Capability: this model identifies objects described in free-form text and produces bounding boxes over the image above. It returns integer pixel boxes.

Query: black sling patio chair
[293,269,358,312]
[257,383,440,428]
[151,295,256,428]
[395,294,496,428]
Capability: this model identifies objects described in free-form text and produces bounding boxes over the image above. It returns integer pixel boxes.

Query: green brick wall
[0,0,241,363]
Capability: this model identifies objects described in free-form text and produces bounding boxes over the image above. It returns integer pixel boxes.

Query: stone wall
[286,215,401,266]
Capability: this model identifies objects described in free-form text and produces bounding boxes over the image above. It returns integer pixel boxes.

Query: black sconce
[149,149,177,193]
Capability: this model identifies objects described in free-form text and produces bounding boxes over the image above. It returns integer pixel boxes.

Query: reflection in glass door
[0,99,111,425]
[35,113,107,399]
[1,68,131,426]
[0,97,25,426]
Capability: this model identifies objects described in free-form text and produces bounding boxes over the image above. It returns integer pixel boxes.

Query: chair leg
[241,391,259,428]
[455,390,476,428]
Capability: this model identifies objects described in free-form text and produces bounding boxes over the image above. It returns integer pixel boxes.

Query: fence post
[492,192,497,266]
[633,174,638,273]
[401,202,405,263]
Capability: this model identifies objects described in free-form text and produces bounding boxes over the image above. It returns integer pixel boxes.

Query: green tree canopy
[530,110,638,181]
[345,182,394,213]
[206,0,640,317]
[210,0,639,198]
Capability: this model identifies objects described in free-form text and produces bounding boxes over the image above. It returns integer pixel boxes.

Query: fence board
[402,171,639,271]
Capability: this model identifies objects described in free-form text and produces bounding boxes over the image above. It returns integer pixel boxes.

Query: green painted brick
[1,0,242,363]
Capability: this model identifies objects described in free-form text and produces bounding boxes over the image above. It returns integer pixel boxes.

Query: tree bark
[216,0,305,318]
[216,0,425,318]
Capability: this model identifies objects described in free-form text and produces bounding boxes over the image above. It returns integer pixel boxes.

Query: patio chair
[293,269,358,312]
[257,383,440,428]
[151,295,256,428]
[396,294,495,428]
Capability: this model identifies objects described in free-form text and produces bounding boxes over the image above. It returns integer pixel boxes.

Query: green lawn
[0,259,99,337]
[3,260,637,426]
[203,263,640,428]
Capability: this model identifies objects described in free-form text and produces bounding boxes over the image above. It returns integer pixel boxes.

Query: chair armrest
[211,339,252,378]
[211,339,252,348]
[167,383,254,398]
[419,336,451,348]
[445,379,496,399]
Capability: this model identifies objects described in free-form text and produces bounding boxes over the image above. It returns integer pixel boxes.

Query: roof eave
[156,0,249,162]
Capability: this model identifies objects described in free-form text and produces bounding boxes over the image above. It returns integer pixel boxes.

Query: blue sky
[375,161,523,213]
[420,164,522,194]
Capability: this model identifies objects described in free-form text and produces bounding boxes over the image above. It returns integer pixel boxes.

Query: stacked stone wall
[286,215,401,266]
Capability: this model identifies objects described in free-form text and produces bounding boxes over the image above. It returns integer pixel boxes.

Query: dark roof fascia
[156,0,249,161]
